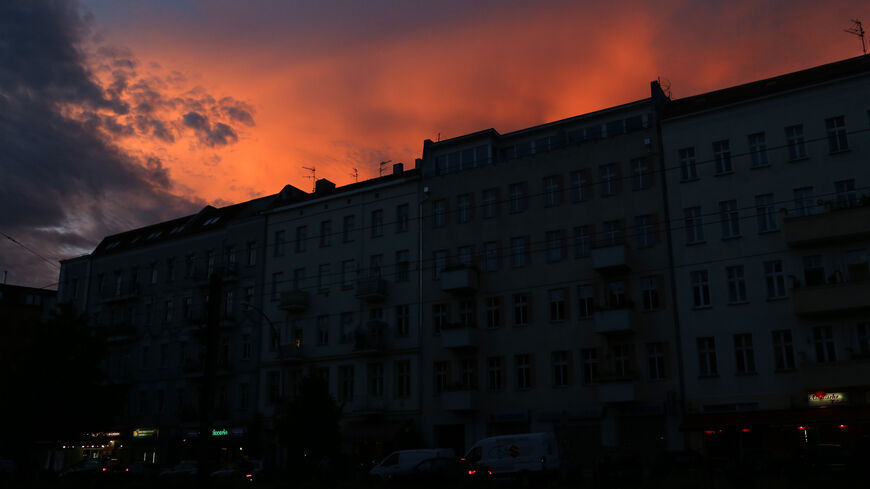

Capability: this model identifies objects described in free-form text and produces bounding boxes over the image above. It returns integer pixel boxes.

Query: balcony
[440,266,479,294]
[278,344,305,362]
[280,290,309,312]
[593,309,635,335]
[783,204,870,248]
[595,376,638,403]
[440,323,481,350]
[792,281,870,316]
[101,284,140,303]
[353,320,389,353]
[355,277,387,302]
[441,388,479,411]
[590,245,631,273]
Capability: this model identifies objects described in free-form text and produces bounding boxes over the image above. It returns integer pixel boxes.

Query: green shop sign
[133,428,157,438]
[212,428,229,437]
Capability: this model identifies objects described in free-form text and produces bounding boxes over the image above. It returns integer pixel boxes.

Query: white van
[369,448,455,480]
[463,433,560,478]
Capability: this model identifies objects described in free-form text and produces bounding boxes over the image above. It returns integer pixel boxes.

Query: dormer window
[147,231,162,240]
[105,241,120,250]
[170,225,184,234]
[203,216,221,226]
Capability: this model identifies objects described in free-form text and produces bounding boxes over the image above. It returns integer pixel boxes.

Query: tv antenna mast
[302,166,316,192]
[378,160,391,177]
[351,168,359,183]
[657,76,672,99]
[845,19,866,55]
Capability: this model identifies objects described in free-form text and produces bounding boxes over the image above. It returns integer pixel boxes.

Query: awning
[681,406,870,431]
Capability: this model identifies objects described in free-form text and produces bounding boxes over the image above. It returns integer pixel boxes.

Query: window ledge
[727,301,750,306]
[714,171,735,177]
[686,240,707,247]
[698,374,719,379]
[774,368,797,373]
[692,305,713,311]
[735,371,758,377]
[721,235,743,241]
[829,148,851,155]
[680,177,700,183]
[749,164,771,170]
[788,156,809,163]
[765,296,789,302]
[757,229,780,235]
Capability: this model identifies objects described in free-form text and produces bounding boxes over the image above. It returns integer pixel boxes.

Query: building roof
[664,54,870,118]
[265,167,419,212]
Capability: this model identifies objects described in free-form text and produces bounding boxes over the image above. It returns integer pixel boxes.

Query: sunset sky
[1,0,868,288]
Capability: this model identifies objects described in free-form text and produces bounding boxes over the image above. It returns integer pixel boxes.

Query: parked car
[211,458,263,482]
[369,449,455,480]
[124,462,160,479]
[60,458,106,478]
[160,460,199,477]
[463,432,560,480]
[390,457,468,483]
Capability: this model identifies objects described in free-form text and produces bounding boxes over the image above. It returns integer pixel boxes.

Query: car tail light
[125,468,130,472]
[102,468,107,472]
[468,469,477,475]
[487,470,492,475]
[246,473,253,478]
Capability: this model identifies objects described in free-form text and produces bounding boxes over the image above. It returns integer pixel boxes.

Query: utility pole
[845,19,866,55]
[198,271,222,486]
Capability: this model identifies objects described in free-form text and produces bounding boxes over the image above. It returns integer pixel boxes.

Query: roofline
[265,170,419,215]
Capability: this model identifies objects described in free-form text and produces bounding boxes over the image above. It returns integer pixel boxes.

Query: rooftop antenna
[301,166,316,192]
[437,132,441,142]
[657,76,672,99]
[351,168,359,183]
[845,19,866,55]
[378,160,391,177]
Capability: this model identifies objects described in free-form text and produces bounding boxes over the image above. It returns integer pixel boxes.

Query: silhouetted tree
[274,373,342,473]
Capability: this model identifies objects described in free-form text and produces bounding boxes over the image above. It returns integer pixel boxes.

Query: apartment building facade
[56,192,298,465]
[660,55,870,458]
[416,90,684,460]
[258,166,422,463]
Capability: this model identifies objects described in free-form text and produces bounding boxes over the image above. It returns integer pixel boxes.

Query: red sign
[814,390,826,400]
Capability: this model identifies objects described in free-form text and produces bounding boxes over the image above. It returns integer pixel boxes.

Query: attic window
[203,216,221,226]
[170,225,184,235]
[105,241,120,250]
[147,231,162,240]
[130,236,140,244]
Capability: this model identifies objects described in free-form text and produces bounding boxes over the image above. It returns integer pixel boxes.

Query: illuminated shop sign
[212,428,229,437]
[807,391,847,406]
[133,428,158,438]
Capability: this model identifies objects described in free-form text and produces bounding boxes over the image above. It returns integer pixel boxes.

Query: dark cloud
[183,111,238,146]
[0,1,204,288]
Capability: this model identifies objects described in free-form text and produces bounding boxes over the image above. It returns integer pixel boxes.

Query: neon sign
[212,429,229,437]
[133,428,157,438]
[807,391,846,406]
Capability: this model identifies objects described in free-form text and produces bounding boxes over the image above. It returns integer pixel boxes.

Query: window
[631,157,650,190]
[339,312,354,343]
[371,209,384,237]
[291,225,306,253]
[510,237,527,268]
[846,249,869,282]
[434,361,448,394]
[458,300,474,327]
[601,220,623,246]
[803,255,825,286]
[835,179,857,208]
[606,281,626,308]
[543,176,562,206]
[206,251,215,276]
[755,194,778,232]
[369,254,383,278]
[599,163,618,196]
[648,343,665,380]
[611,344,631,377]
[813,326,836,362]
[515,354,532,390]
[546,230,564,262]
[641,276,660,311]
[856,323,870,356]
[764,260,786,299]
[548,288,567,321]
[726,265,747,303]
[394,304,409,337]
[734,334,756,374]
[747,132,768,167]
[457,246,473,267]
[577,285,595,319]
[697,337,718,377]
[552,351,569,387]
[509,182,527,213]
[712,140,732,174]
[785,124,807,160]
[432,304,448,334]
[461,358,477,388]
[636,215,655,248]
[793,187,815,217]
[343,215,356,242]
[719,200,740,238]
[395,250,410,282]
[679,147,697,180]
[691,270,711,308]
[574,225,591,257]
[433,250,447,280]
[487,357,503,391]
[684,207,704,244]
[317,315,329,346]
[772,330,795,370]
[242,334,251,360]
[433,200,446,228]
[825,116,848,153]
[513,293,530,326]
[240,383,249,410]
[339,366,354,401]
[150,264,158,284]
[485,296,502,329]
[367,363,384,397]
[317,263,330,291]
[271,230,285,257]
[395,360,411,398]
[483,241,499,271]
[570,170,589,202]
[581,348,598,384]
[396,204,409,233]
[482,189,498,218]
[457,194,472,223]
[267,371,281,403]
[167,258,176,281]
[317,220,331,247]
[292,267,305,289]
[341,260,356,288]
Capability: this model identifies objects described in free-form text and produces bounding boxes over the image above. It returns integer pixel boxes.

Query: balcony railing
[280,289,309,312]
[440,323,480,349]
[440,266,479,294]
[595,373,638,403]
[590,244,632,273]
[593,308,635,334]
[792,280,870,316]
[783,203,870,248]
[441,387,479,411]
[355,277,387,302]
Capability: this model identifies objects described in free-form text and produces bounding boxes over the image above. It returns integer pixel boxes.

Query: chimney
[414,158,422,169]
[392,163,404,175]
[314,178,336,194]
